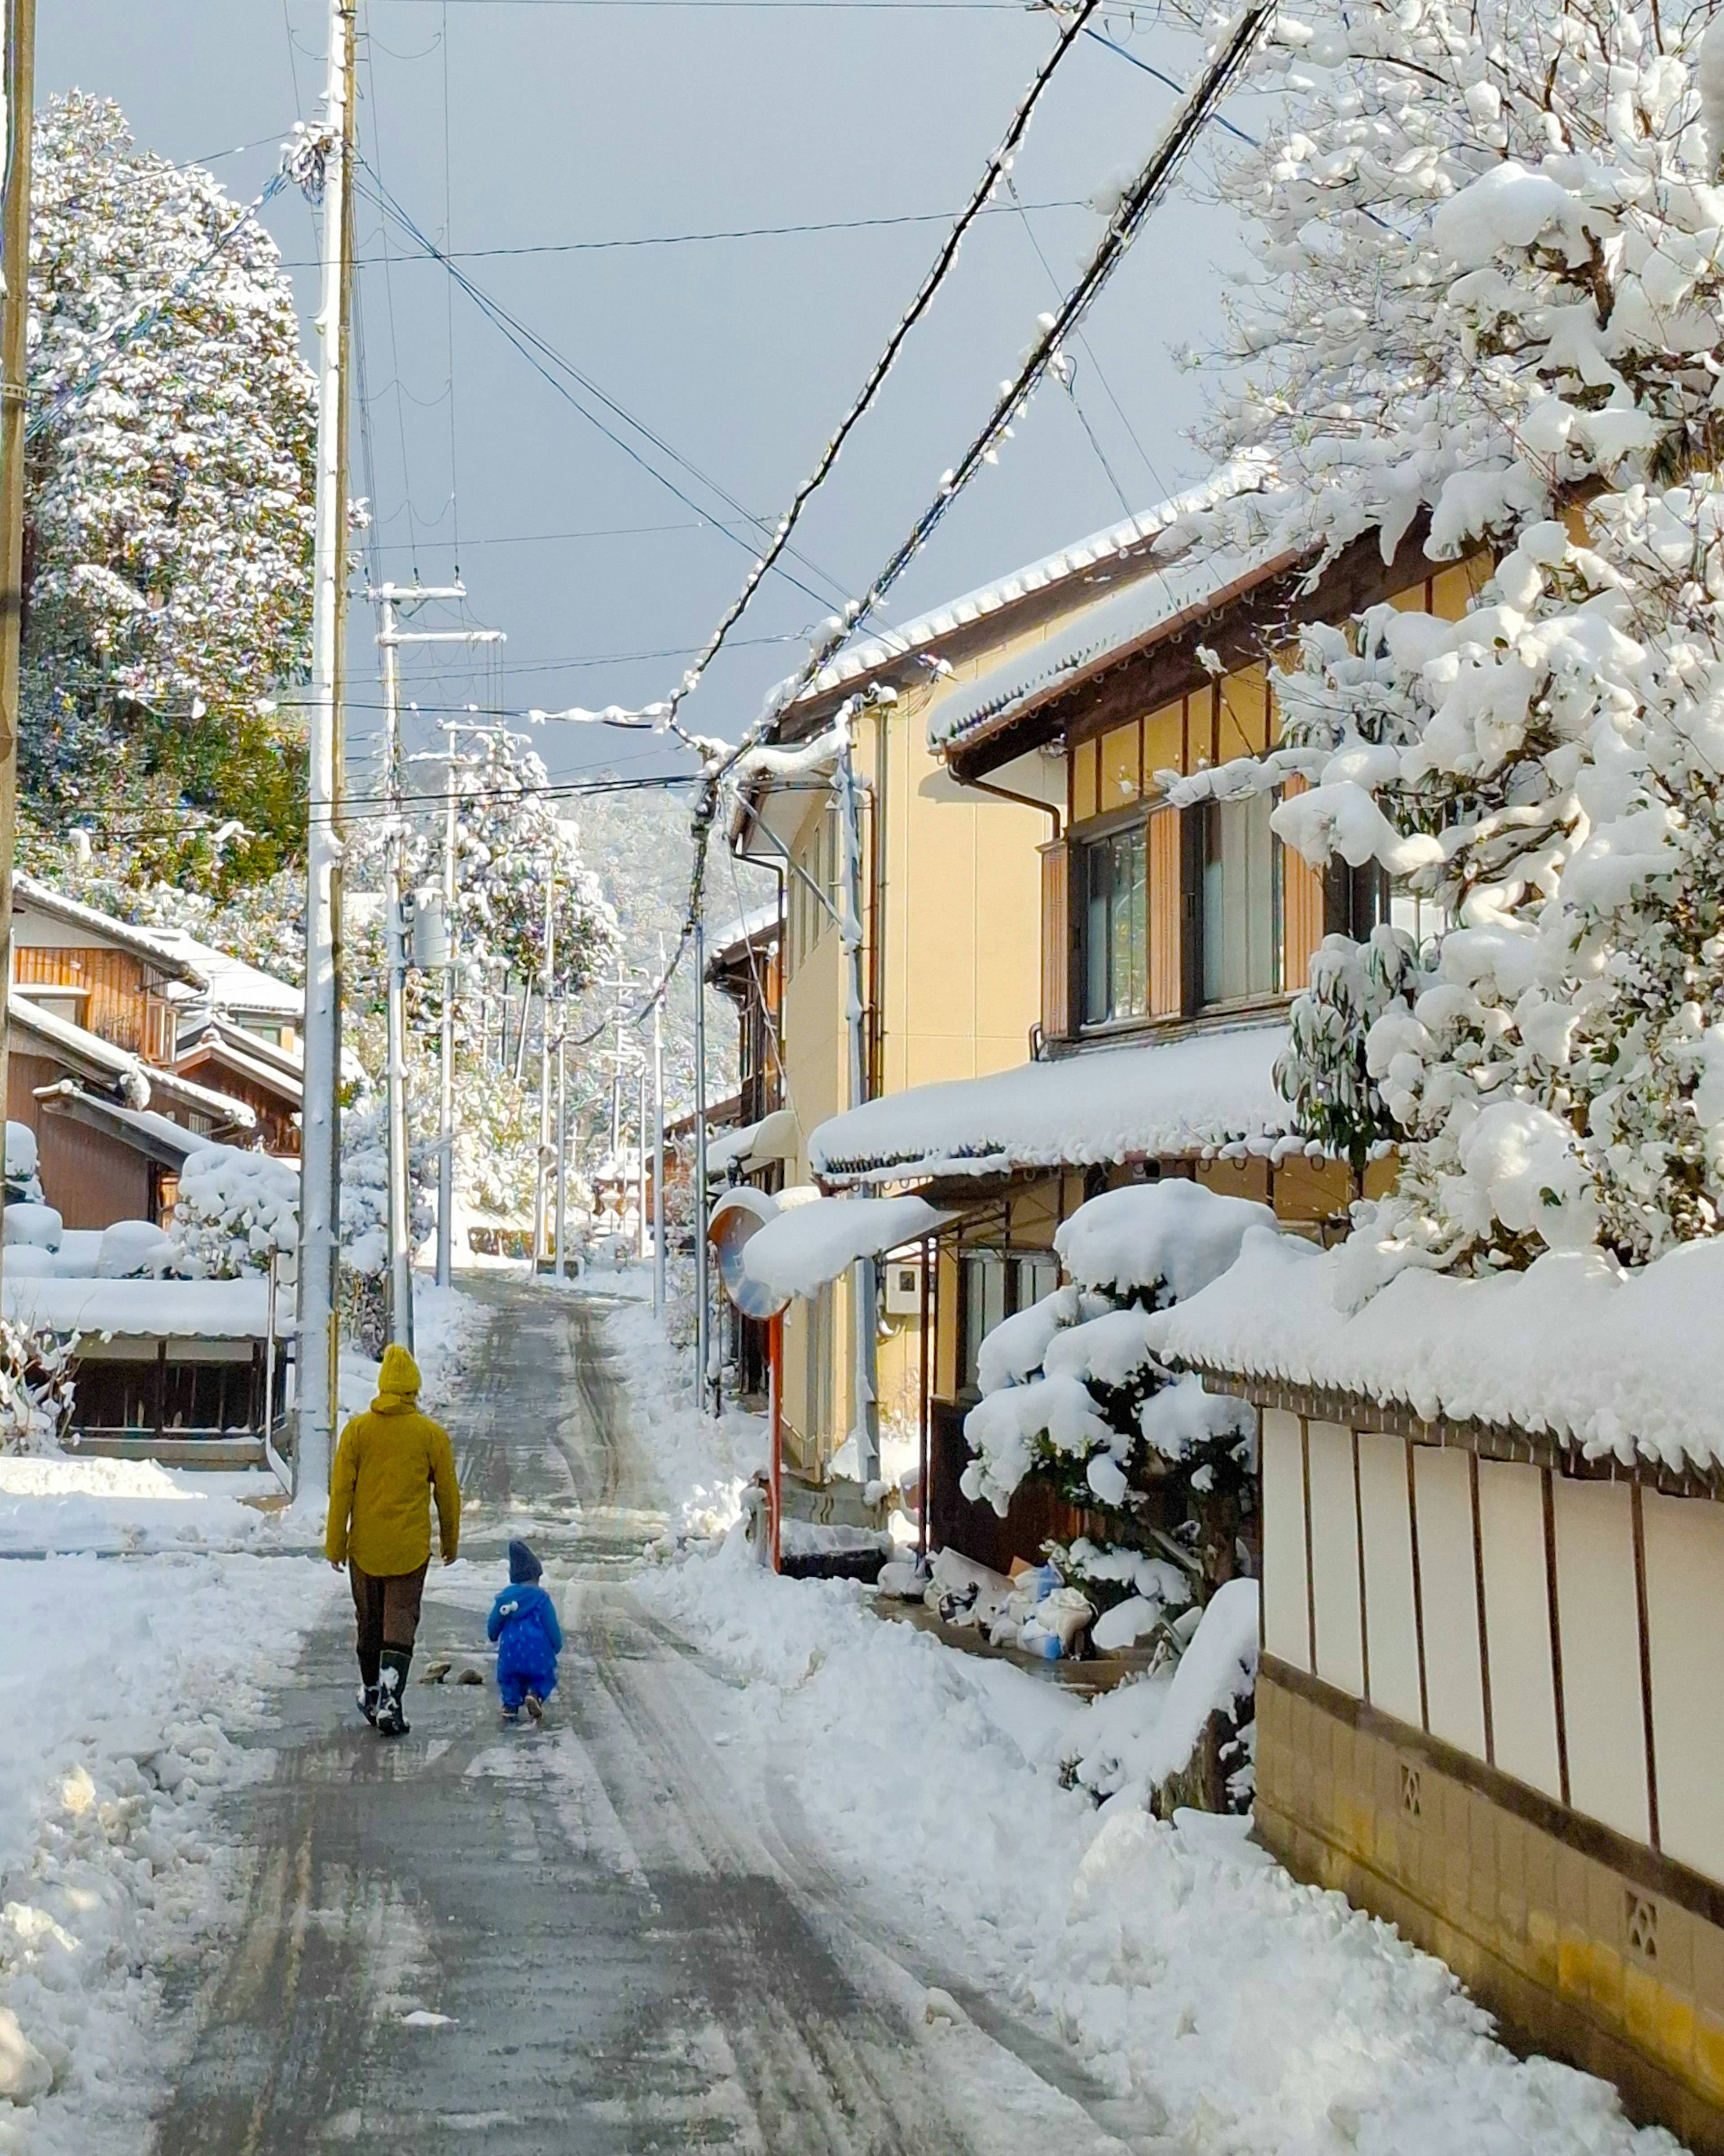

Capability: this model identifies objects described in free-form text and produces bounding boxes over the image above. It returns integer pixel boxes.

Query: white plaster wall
[1477,1460,1561,1800]
[1355,1431,1421,1727]
[1643,1490,1724,1885]
[1260,1408,1310,1671]
[1306,1420,1364,1697]
[1552,1478,1649,1843]
[1414,1447,1487,1759]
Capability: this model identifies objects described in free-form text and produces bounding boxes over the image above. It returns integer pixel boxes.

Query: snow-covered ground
[602,1284,767,1538]
[0,1552,330,2153]
[622,1299,1680,2156]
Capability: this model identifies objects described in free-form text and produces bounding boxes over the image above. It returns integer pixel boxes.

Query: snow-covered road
[150,1281,1140,2155]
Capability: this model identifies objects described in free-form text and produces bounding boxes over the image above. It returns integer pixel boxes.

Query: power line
[367,517,702,550]
[271,197,1087,265]
[655,0,1108,735]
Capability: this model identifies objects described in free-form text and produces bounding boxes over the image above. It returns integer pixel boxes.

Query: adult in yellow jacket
[325,1344,460,1736]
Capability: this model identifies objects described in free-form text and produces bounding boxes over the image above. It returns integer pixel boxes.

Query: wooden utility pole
[295,0,357,1503]
[0,0,35,1281]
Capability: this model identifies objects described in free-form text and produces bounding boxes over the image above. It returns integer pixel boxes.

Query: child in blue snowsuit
[488,1539,562,1721]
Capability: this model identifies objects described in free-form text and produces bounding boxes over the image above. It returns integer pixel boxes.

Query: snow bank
[1161,1227,1724,1472]
[739,1194,949,1299]
[601,1291,765,1537]
[0,1552,328,2153]
[808,1025,1293,1187]
[0,1456,273,1556]
[640,1546,1667,2155]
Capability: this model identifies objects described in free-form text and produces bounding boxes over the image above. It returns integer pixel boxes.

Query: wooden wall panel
[1356,1430,1422,1726]
[1261,1408,1310,1671]
[1148,804,1183,1019]
[1552,1478,1650,1843]
[1643,1491,1724,1883]
[1278,775,1326,995]
[1414,1447,1488,1759]
[1038,839,1069,1045]
[1478,1459,1562,1801]
[1307,1420,1365,1696]
[15,944,151,1054]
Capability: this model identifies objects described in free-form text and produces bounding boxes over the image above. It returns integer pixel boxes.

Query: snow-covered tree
[962,1182,1267,1629]
[1172,0,1724,1280]
[23,93,315,891]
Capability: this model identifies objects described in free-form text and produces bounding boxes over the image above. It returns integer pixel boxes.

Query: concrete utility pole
[553,999,568,1281]
[835,709,880,1486]
[370,591,499,1340]
[635,1066,647,1262]
[295,0,357,1503]
[651,938,665,1318]
[0,0,35,1292]
[437,749,457,1286]
[692,908,710,1414]
[532,871,555,1269]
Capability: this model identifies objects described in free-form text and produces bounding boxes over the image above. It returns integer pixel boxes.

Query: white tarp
[809,1025,1293,1187]
[739,1195,950,1300]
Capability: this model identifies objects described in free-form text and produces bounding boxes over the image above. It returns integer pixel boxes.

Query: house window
[959,1250,1061,1393]
[1078,822,1148,1027]
[1200,794,1280,1007]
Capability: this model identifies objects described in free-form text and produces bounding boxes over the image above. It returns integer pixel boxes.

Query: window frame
[1072,805,1151,1034]
[1192,791,1285,1014]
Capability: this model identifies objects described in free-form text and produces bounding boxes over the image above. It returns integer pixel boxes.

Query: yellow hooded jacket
[325,1344,461,1575]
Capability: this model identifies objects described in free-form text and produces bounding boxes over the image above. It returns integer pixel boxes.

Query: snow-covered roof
[143,1065,257,1130]
[4,1274,287,1341]
[704,902,780,974]
[36,1085,212,1168]
[178,1025,303,1107]
[11,877,208,987]
[10,990,147,1098]
[809,1025,1294,1188]
[776,458,1276,711]
[928,532,1297,758]
[739,1194,952,1299]
[146,928,302,1019]
[708,1107,798,1177]
[1160,1232,1724,1476]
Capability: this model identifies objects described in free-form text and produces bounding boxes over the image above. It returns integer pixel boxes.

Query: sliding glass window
[1080,821,1148,1027]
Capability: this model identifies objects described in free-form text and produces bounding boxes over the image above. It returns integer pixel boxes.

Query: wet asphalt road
[149,1280,1154,2156]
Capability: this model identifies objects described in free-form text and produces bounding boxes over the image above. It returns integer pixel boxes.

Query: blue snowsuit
[488,1539,562,1711]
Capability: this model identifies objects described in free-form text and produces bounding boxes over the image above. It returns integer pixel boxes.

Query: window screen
[1201,795,1280,1006]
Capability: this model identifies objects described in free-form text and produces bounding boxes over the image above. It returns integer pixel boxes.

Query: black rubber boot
[375,1649,412,1737]
[357,1683,379,1726]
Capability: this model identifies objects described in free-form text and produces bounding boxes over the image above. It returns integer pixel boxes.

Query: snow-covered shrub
[167,1146,299,1279]
[961,1182,1265,1612]
[1275,927,1425,1178]
[1173,0,1724,1281]
[0,1316,76,1455]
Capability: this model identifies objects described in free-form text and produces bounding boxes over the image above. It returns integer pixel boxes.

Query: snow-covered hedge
[961,1181,1264,1627]
[167,1147,299,1280]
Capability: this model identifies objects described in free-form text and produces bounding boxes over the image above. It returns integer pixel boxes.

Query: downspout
[957,765,1062,840]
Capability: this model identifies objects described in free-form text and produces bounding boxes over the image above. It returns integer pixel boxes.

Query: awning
[807,1023,1294,1189]
[707,1107,799,1177]
[4,1274,290,1340]
[739,1194,952,1301]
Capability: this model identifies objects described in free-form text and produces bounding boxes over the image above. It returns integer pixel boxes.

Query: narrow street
[150,1282,1143,2156]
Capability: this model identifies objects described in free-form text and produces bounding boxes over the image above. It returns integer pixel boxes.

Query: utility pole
[692,907,710,1414]
[651,939,665,1318]
[295,0,357,1504]
[835,707,880,1486]
[370,591,498,1340]
[553,998,568,1280]
[437,749,457,1286]
[0,0,35,1296]
[532,869,555,1270]
[635,1065,648,1263]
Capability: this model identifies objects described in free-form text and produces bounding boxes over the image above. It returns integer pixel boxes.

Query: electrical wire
[355,161,855,616]
[652,0,1108,736]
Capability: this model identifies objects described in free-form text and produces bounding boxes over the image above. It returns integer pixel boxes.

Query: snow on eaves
[927,529,1297,757]
[741,1193,951,1298]
[11,989,150,1104]
[147,927,303,1019]
[1160,1231,1724,1475]
[768,457,1276,716]
[809,1024,1294,1188]
[13,874,209,988]
[5,1274,287,1340]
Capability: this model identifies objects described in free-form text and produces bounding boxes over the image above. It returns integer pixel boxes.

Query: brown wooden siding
[1039,838,1070,1044]
[8,1050,155,1227]
[1280,775,1327,995]
[173,1047,300,1155]
[14,945,176,1062]
[1148,803,1183,1018]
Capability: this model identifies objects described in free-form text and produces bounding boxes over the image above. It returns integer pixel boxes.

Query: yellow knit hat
[378,1343,421,1398]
